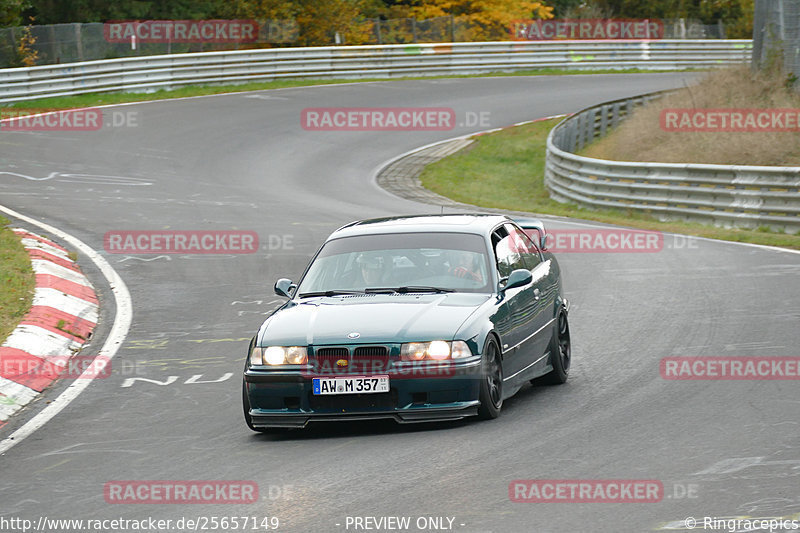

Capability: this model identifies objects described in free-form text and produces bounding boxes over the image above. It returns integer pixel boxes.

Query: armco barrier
[0,40,751,104]
[544,93,800,233]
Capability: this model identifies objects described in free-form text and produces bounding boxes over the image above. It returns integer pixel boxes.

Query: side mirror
[502,268,533,294]
[274,278,296,298]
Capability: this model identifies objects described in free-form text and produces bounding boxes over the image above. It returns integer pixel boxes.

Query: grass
[0,217,35,344]
[580,66,800,166]
[55,318,85,340]
[419,118,800,250]
[1,67,678,111]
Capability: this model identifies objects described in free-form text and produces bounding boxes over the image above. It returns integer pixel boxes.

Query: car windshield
[297,232,492,295]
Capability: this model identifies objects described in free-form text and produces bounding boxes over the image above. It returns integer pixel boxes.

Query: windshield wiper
[366,286,455,294]
[399,286,455,293]
[298,290,363,298]
[364,287,398,294]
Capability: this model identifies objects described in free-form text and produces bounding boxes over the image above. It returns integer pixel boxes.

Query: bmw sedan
[242,214,570,431]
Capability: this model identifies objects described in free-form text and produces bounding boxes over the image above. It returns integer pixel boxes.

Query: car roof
[329,214,511,240]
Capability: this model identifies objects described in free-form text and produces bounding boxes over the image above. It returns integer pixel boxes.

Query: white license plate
[312,376,389,395]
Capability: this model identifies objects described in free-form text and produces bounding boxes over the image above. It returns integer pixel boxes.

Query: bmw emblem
[347,332,360,339]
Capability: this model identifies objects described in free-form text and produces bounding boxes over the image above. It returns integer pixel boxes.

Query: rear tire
[478,338,503,419]
[534,310,571,385]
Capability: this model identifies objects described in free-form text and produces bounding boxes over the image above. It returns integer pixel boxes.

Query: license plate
[312,376,389,395]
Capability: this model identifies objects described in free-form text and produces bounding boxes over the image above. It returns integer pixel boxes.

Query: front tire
[535,310,571,385]
[478,338,503,419]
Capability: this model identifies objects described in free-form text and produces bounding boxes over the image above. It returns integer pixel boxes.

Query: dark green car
[243,214,570,430]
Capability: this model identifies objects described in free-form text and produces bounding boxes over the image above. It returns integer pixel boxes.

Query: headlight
[285,346,307,364]
[250,345,308,366]
[427,340,451,360]
[402,342,428,361]
[450,340,472,359]
[250,346,265,366]
[265,346,288,365]
[400,341,473,361]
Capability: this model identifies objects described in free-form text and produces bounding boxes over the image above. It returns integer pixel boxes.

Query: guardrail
[544,93,800,233]
[0,40,751,104]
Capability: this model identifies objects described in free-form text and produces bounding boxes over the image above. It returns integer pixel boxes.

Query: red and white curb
[0,229,98,426]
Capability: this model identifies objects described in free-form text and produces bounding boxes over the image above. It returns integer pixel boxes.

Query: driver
[449,250,483,283]
[356,254,386,286]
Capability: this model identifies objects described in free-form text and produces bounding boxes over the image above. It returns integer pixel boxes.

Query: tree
[294,0,373,45]
[546,0,588,17]
[17,17,38,66]
[25,0,234,24]
[404,0,554,40]
[0,0,31,26]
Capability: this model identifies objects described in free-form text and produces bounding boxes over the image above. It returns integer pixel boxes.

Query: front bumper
[244,358,482,429]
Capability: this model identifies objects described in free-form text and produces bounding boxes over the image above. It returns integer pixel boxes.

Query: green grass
[0,217,35,344]
[3,68,683,111]
[420,119,800,250]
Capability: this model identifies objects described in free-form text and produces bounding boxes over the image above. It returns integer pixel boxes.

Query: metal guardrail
[0,39,752,104]
[544,93,800,232]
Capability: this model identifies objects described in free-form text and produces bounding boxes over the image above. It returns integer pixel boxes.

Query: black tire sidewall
[478,337,503,419]
[548,311,570,382]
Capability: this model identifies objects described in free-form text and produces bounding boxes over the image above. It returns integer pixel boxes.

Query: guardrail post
[599,104,609,137]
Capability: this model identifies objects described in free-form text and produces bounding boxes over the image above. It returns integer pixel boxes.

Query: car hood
[260,293,490,346]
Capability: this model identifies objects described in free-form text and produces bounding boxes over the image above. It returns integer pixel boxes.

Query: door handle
[533,288,540,300]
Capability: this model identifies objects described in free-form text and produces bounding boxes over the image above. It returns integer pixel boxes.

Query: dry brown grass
[581,66,800,166]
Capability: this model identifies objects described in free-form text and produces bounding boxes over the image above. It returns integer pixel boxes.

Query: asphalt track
[1,73,799,533]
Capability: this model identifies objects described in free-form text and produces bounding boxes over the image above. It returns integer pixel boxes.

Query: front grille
[312,347,351,375]
[316,347,349,358]
[309,389,398,411]
[354,346,388,357]
[311,346,392,375]
[352,346,390,374]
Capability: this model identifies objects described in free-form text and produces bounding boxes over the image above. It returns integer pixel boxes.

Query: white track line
[0,205,132,455]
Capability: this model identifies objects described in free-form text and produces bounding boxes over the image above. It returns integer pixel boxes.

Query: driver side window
[504,224,541,270]
[492,227,527,278]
